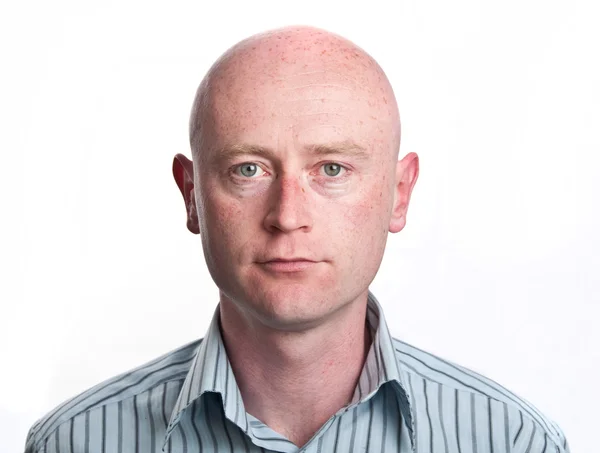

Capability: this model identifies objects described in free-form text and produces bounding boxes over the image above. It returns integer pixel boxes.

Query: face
[178,34,418,332]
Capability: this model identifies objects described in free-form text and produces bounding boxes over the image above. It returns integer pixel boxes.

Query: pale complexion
[173,26,419,447]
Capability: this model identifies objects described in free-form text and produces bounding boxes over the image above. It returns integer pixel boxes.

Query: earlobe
[389,212,405,234]
[172,154,201,235]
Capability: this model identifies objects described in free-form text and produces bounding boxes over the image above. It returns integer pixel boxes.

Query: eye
[322,163,344,177]
[235,163,266,178]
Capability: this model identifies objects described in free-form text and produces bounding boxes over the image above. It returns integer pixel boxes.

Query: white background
[1,0,598,451]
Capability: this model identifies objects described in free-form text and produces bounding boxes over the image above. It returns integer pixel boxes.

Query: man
[25,26,569,453]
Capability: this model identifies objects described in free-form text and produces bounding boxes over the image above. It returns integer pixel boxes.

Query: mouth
[258,258,318,273]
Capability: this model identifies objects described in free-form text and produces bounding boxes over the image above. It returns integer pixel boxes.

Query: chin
[238,279,342,331]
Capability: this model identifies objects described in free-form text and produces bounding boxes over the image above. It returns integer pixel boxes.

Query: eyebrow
[304,141,370,160]
[213,140,370,162]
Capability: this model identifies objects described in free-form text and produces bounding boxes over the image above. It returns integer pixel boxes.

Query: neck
[219,291,372,447]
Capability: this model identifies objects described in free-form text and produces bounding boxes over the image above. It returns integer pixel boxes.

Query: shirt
[24,292,570,453]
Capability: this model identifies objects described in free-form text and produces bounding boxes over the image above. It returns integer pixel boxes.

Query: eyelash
[229,162,351,181]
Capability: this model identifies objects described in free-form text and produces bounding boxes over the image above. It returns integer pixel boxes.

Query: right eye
[234,163,267,178]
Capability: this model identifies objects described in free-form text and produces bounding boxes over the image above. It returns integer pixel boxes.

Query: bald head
[189,26,400,162]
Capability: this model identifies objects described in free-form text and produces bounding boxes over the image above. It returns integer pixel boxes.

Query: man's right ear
[172,153,200,234]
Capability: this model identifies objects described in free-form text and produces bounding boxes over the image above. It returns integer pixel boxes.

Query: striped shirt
[24,292,570,453]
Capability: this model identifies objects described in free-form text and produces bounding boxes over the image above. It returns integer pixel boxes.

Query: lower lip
[261,260,317,273]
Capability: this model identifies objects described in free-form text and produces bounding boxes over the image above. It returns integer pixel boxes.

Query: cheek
[207,201,244,239]
[344,181,390,234]
[334,184,390,264]
[199,187,251,253]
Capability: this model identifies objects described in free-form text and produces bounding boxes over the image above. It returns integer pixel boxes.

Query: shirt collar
[363,291,416,449]
[163,291,415,451]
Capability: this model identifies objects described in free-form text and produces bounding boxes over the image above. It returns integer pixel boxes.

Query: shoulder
[392,338,570,452]
[24,339,202,452]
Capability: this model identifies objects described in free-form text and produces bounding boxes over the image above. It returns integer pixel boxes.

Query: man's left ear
[389,152,419,233]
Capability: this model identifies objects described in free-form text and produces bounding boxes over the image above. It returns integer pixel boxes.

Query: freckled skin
[172,25,419,446]
[189,30,412,330]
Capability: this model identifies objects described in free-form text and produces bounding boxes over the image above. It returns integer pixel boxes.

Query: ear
[172,153,200,234]
[389,152,419,233]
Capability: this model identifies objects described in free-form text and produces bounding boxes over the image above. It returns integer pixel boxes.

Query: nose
[263,175,313,234]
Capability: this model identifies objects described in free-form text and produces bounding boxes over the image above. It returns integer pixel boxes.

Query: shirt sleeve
[23,419,42,453]
[551,420,571,453]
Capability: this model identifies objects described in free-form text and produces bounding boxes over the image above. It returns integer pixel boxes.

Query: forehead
[202,49,397,155]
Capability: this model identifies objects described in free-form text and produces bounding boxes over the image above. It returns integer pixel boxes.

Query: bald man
[25,26,569,453]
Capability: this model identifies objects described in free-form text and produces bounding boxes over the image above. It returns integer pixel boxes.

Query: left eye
[322,163,344,177]
[235,163,266,178]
